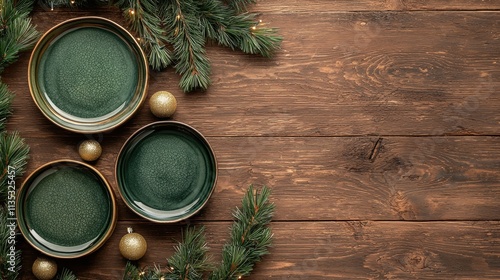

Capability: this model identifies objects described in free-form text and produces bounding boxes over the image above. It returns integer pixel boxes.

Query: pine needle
[167,226,211,280]
[56,268,78,280]
[0,82,13,131]
[209,185,274,280]
[0,132,30,203]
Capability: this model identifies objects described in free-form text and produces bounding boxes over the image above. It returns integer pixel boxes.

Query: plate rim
[115,121,218,223]
[16,159,117,259]
[28,16,149,134]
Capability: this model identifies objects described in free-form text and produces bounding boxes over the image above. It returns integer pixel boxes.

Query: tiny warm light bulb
[176,14,181,20]
[70,0,75,4]
[251,26,257,30]
[238,276,242,280]
[129,9,135,15]
[139,271,145,276]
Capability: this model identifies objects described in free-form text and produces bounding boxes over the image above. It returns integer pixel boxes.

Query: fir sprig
[167,227,211,280]
[0,132,30,203]
[56,267,78,280]
[0,82,14,131]
[209,185,274,280]
[0,0,39,72]
[168,0,211,92]
[42,0,281,92]
[121,186,274,280]
[119,0,172,70]
[225,0,255,13]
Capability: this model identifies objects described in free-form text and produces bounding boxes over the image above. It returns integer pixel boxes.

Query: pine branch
[0,132,30,203]
[40,0,110,8]
[0,82,13,131]
[224,0,255,14]
[166,0,211,92]
[118,0,172,71]
[0,207,21,280]
[209,185,274,280]
[0,0,39,72]
[123,262,141,280]
[167,227,211,280]
[56,267,77,280]
[198,0,282,58]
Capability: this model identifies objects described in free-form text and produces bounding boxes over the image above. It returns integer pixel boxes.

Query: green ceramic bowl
[28,17,148,133]
[116,121,217,223]
[17,160,117,258]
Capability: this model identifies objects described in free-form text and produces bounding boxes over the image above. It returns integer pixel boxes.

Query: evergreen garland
[42,0,282,92]
[56,267,78,280]
[122,185,275,280]
[0,0,39,72]
[0,1,277,278]
[0,1,36,278]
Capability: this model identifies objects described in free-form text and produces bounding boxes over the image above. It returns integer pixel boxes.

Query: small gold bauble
[149,91,177,118]
[78,140,102,161]
[32,257,57,280]
[119,227,147,260]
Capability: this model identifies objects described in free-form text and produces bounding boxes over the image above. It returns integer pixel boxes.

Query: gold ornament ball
[32,257,58,280]
[119,227,147,260]
[149,91,177,118]
[78,140,102,161]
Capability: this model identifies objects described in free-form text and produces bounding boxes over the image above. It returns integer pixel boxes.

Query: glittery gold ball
[149,91,177,118]
[32,257,57,280]
[78,140,102,162]
[119,228,147,260]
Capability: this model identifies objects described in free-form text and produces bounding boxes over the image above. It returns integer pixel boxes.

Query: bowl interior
[28,17,148,133]
[116,121,217,223]
[17,160,116,258]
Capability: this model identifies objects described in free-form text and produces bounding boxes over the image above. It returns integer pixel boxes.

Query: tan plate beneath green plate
[17,160,116,258]
[116,121,218,223]
[28,16,148,133]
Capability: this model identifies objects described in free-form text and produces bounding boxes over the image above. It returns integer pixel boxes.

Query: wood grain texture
[259,0,500,12]
[5,11,500,136]
[1,1,499,279]
[18,221,500,279]
[14,136,500,222]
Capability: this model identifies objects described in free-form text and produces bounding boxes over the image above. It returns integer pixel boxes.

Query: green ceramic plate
[17,160,116,258]
[28,17,148,133]
[116,121,217,223]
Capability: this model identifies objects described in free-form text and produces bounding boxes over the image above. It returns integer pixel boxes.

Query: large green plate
[28,17,148,133]
[17,160,116,258]
[116,121,217,223]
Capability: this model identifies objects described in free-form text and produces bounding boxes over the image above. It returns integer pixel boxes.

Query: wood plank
[19,221,500,279]
[259,0,500,13]
[4,11,500,137]
[29,1,500,14]
[15,136,500,221]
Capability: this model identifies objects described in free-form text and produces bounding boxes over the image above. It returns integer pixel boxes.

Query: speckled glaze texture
[17,161,116,258]
[27,167,110,246]
[116,121,217,223]
[39,27,137,119]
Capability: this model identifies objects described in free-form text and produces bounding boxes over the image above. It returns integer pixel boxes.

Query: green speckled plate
[116,121,217,223]
[17,160,116,258]
[28,17,148,133]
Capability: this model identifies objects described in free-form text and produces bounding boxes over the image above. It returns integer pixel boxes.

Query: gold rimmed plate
[17,160,117,258]
[116,121,218,223]
[28,16,148,133]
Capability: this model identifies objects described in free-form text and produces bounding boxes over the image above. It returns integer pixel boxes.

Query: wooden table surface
[4,1,500,279]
